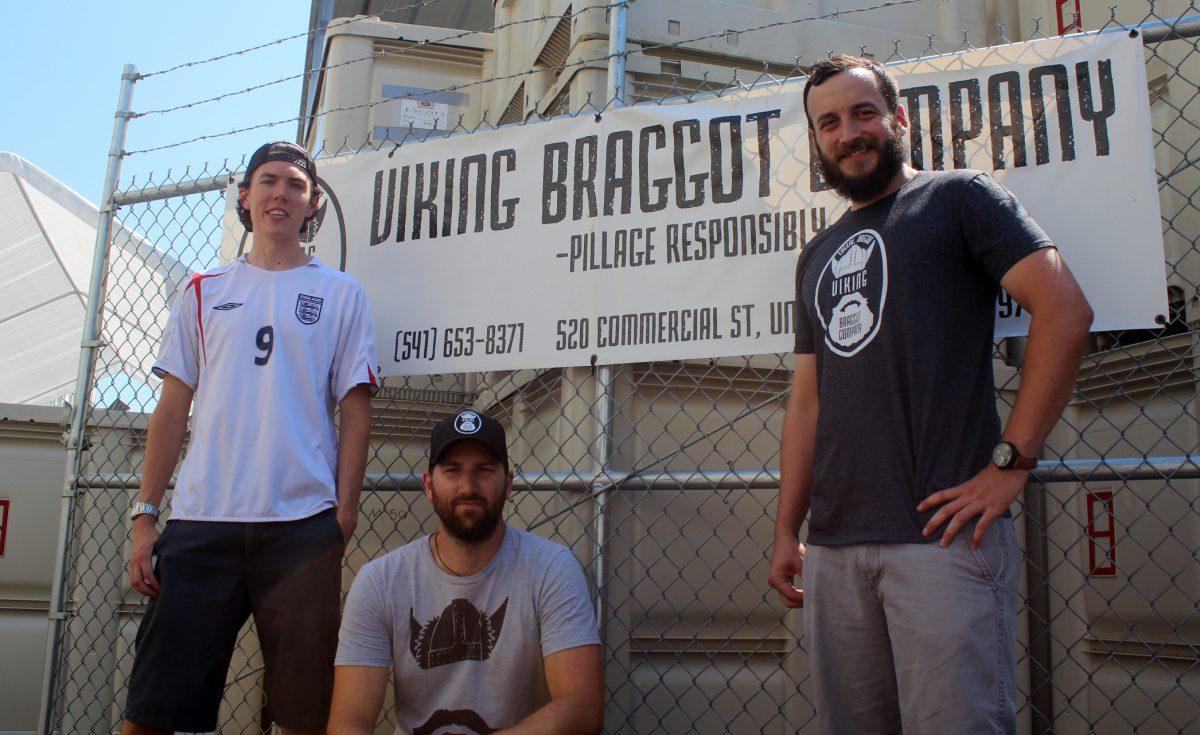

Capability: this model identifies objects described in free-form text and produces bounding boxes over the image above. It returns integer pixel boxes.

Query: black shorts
[125,508,343,732]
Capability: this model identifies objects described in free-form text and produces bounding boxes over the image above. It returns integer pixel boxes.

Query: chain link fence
[38,1,1200,733]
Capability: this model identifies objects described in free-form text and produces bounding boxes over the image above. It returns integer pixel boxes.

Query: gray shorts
[803,518,1020,734]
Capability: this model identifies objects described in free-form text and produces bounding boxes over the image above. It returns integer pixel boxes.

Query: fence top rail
[113,173,235,206]
[75,455,1200,493]
[1138,13,1200,43]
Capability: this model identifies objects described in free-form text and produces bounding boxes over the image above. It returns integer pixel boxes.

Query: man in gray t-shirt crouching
[330,410,603,735]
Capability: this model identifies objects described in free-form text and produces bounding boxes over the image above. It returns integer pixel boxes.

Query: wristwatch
[992,441,1037,471]
[129,501,160,522]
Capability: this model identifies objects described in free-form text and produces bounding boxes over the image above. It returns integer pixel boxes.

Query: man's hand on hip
[767,537,806,608]
[918,465,1027,549]
[128,516,161,597]
[336,505,358,546]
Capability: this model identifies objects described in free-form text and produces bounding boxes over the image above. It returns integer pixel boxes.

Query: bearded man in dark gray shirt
[767,55,1093,733]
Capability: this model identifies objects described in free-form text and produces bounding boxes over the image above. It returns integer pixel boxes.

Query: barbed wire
[124,0,932,156]
[134,1,626,118]
[139,0,447,79]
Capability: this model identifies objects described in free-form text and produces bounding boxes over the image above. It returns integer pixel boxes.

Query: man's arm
[328,665,389,735]
[767,354,818,608]
[129,374,194,597]
[497,644,603,735]
[335,385,372,543]
[920,248,1093,547]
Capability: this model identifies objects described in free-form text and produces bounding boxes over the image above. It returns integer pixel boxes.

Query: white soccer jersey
[152,256,379,522]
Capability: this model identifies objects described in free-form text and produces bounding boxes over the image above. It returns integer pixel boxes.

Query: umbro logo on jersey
[213,302,243,311]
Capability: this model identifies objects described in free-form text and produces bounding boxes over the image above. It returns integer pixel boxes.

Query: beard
[432,490,504,543]
[817,120,907,203]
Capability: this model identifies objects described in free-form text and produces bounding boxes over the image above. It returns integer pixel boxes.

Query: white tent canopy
[0,153,192,407]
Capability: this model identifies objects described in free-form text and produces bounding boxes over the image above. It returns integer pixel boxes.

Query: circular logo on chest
[814,229,888,357]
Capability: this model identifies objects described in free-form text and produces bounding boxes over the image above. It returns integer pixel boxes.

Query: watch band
[129,501,160,522]
[1011,453,1038,471]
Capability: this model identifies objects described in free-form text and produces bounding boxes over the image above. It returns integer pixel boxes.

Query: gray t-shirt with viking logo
[336,527,600,734]
[793,170,1052,547]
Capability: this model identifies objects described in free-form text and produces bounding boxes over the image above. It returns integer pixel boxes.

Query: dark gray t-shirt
[336,527,600,735]
[794,170,1052,546]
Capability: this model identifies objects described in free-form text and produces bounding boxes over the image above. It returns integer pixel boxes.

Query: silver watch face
[992,442,1014,467]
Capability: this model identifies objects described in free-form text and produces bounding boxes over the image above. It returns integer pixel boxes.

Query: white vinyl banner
[221,32,1166,376]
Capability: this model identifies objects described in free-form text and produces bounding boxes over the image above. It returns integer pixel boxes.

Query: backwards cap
[241,141,317,186]
[236,141,319,231]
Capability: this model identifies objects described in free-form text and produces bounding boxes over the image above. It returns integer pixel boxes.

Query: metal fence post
[590,0,628,637]
[606,0,630,106]
[1022,479,1054,735]
[36,63,139,735]
[591,364,614,636]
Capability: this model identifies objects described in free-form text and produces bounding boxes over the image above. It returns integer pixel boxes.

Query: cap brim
[430,436,507,470]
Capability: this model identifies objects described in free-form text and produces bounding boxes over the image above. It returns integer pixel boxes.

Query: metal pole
[591,364,614,633]
[606,0,629,105]
[1138,13,1200,43]
[1006,333,1053,735]
[37,63,138,735]
[74,453,1200,491]
[1022,479,1054,735]
[590,0,628,638]
[113,173,232,206]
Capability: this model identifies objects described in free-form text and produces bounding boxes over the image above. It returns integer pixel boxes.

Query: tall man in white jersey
[123,141,379,735]
[329,410,604,735]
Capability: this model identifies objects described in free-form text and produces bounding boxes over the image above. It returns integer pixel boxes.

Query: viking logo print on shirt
[814,229,888,357]
[410,598,508,670]
[295,293,323,324]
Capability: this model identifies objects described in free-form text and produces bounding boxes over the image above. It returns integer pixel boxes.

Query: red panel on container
[1057,0,1083,34]
[0,499,9,557]
[1086,491,1117,576]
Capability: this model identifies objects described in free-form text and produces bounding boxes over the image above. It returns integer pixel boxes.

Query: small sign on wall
[1086,491,1117,576]
[399,99,449,130]
[0,499,9,557]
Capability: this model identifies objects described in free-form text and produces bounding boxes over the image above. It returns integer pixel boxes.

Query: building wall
[486,0,1004,117]
[309,17,495,153]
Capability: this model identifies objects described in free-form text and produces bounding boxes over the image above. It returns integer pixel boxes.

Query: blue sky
[0,2,312,202]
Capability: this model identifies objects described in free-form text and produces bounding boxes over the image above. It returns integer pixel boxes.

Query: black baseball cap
[236,141,319,230]
[429,410,509,472]
[241,141,318,187]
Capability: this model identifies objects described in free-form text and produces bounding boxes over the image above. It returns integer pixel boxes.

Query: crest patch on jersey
[295,293,323,324]
[813,229,888,357]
